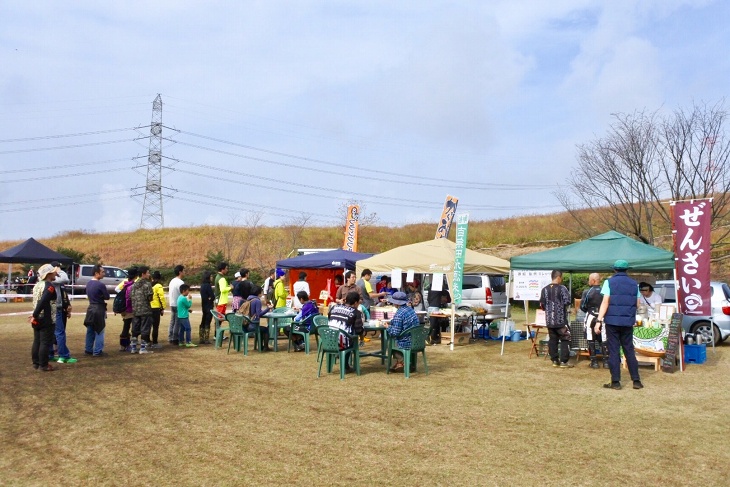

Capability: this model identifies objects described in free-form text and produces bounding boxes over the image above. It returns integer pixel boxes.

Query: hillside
[2,211,728,279]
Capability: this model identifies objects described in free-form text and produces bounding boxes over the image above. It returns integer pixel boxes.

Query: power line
[166,128,554,190]
[1,167,129,184]
[0,138,133,155]
[1,157,131,174]
[0,127,143,144]
[0,189,130,207]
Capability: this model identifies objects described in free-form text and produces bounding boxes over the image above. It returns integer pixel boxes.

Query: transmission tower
[140,94,164,229]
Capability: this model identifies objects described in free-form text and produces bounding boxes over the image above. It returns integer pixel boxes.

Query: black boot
[588,340,600,369]
[601,343,609,368]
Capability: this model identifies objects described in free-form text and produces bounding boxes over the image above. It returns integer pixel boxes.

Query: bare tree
[559,99,730,254]
[336,199,379,226]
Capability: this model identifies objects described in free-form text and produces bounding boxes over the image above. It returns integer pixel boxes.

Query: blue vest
[605,272,637,327]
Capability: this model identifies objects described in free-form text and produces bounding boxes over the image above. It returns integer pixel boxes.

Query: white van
[423,273,510,321]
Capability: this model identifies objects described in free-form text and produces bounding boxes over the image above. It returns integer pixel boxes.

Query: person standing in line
[238,268,254,307]
[595,260,644,390]
[84,264,109,357]
[116,267,138,352]
[214,262,232,314]
[177,284,197,347]
[291,271,310,309]
[150,271,166,349]
[130,266,154,354]
[581,273,606,369]
[540,270,573,368]
[262,268,276,306]
[199,271,215,344]
[230,270,244,312]
[273,269,288,308]
[29,264,58,372]
[168,265,185,346]
[51,262,75,364]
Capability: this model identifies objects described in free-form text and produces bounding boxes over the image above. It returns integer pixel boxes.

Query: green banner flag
[453,213,469,304]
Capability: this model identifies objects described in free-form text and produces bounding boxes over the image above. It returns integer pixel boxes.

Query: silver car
[653,280,730,345]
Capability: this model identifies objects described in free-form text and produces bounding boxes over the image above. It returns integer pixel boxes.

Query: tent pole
[672,268,684,372]
[501,270,512,356]
[450,304,455,351]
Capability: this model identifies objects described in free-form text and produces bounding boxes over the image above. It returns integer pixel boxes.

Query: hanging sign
[452,213,469,304]
[671,199,712,316]
[435,195,459,239]
[342,205,360,252]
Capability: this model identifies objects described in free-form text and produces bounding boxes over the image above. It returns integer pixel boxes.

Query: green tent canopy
[510,230,675,272]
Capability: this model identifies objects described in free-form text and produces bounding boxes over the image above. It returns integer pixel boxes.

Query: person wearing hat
[230,270,244,312]
[385,291,420,373]
[150,270,166,349]
[51,261,75,364]
[273,269,288,309]
[29,264,58,371]
[596,260,644,390]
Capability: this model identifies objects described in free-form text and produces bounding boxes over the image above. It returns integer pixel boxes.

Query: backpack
[112,289,127,314]
[238,299,252,319]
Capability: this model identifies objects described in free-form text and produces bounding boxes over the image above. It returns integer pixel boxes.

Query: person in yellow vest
[273,269,288,308]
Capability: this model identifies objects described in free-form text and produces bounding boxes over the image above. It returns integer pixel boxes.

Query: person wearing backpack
[581,273,606,369]
[115,267,138,352]
[84,264,109,357]
[130,266,155,354]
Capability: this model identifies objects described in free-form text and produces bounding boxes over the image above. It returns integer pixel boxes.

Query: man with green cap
[596,259,643,390]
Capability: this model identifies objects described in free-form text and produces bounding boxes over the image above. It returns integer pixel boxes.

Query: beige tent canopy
[355,238,510,291]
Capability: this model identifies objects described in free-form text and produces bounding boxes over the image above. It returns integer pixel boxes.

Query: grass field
[1,300,729,486]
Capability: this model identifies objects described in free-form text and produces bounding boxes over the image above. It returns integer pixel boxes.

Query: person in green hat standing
[596,260,644,390]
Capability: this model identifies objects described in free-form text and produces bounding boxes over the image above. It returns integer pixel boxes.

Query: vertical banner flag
[452,213,469,305]
[435,195,459,239]
[342,205,360,251]
[671,199,712,316]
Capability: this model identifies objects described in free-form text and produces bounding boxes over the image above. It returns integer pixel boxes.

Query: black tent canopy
[0,238,73,264]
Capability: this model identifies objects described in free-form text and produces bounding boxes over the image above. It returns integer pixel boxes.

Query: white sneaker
[139,348,154,354]
[130,347,138,354]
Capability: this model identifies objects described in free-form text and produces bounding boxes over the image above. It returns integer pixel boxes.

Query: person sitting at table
[639,282,663,312]
[245,286,272,352]
[376,275,388,294]
[287,290,319,352]
[327,291,364,370]
[385,291,420,373]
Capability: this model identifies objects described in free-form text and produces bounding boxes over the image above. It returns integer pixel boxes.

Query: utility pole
[140,94,164,229]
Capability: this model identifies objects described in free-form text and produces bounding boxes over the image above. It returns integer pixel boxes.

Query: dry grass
[1,300,729,487]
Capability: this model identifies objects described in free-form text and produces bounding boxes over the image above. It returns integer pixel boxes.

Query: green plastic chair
[212,310,229,348]
[312,315,329,362]
[287,313,319,354]
[226,313,260,355]
[317,326,361,380]
[387,325,429,378]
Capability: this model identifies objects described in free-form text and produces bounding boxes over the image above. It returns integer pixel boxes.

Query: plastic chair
[317,326,360,380]
[387,325,429,378]
[287,313,319,354]
[212,310,229,348]
[226,314,260,355]
[312,315,328,362]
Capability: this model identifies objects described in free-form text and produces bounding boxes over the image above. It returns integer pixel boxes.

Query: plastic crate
[684,344,706,364]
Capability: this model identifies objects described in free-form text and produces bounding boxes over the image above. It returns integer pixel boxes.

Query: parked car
[73,265,128,293]
[653,280,730,345]
[423,273,510,321]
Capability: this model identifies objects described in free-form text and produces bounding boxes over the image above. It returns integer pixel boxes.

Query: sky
[1,0,729,241]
